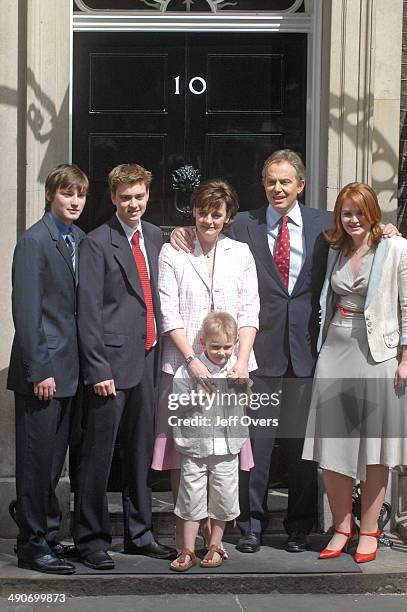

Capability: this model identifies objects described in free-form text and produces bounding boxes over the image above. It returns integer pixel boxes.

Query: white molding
[306,0,322,209]
[73,13,312,32]
[69,0,74,163]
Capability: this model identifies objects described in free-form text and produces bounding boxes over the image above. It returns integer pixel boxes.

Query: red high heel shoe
[319,525,356,559]
[353,528,380,564]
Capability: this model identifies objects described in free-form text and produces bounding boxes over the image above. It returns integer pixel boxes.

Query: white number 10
[174,76,207,95]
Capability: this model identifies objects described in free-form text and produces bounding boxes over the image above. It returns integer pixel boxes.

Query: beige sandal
[170,548,196,572]
[200,544,227,568]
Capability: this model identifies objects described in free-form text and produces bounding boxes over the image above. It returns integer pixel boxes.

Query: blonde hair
[108,163,152,195]
[202,311,237,342]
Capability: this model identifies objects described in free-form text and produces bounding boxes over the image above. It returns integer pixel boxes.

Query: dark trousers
[73,348,156,556]
[15,393,71,560]
[237,369,318,535]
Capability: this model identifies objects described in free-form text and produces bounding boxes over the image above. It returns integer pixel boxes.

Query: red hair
[325,182,383,253]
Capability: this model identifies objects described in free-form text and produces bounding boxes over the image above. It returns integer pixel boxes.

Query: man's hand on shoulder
[34,377,56,401]
[93,379,116,397]
[170,227,195,253]
[382,223,401,238]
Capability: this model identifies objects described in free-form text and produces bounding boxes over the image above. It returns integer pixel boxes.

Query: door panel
[90,54,168,113]
[206,54,284,113]
[73,31,306,231]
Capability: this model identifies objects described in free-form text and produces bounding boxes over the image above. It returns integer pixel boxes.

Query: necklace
[350,243,370,255]
[202,244,217,258]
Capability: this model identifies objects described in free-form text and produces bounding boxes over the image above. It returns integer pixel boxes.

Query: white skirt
[302,313,407,480]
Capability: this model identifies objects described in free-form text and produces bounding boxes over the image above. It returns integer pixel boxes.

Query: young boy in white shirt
[169,311,250,571]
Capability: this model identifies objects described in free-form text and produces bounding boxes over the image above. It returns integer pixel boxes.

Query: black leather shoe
[236,532,261,553]
[18,553,75,575]
[285,532,311,553]
[123,540,176,559]
[48,542,79,559]
[80,550,115,570]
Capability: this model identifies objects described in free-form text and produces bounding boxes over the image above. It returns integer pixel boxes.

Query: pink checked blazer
[159,233,260,374]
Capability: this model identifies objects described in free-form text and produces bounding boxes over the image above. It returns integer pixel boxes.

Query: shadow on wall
[0,71,401,214]
[0,67,69,186]
[328,92,399,212]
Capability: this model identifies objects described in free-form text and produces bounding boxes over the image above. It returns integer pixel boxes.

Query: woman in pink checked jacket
[152,179,260,555]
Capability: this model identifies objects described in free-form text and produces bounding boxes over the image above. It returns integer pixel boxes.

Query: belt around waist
[336,303,364,318]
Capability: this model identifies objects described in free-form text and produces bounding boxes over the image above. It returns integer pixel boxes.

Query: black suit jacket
[77,215,163,389]
[7,213,85,397]
[229,204,333,377]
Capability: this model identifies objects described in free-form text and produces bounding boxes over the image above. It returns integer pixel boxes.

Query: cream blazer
[319,236,407,362]
[159,233,260,374]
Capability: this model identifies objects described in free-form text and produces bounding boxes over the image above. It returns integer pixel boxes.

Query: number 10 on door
[174,76,207,95]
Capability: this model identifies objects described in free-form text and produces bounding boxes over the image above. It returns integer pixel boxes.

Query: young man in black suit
[73,163,173,570]
[7,164,88,574]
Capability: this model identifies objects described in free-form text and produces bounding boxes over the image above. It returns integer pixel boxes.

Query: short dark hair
[108,163,152,195]
[262,149,306,183]
[45,164,89,210]
[191,179,239,229]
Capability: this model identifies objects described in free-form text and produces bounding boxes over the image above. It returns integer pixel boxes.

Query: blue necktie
[65,234,75,270]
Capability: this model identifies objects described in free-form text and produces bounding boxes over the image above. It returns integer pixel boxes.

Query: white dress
[302,249,407,480]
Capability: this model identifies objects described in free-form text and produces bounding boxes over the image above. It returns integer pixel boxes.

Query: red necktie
[131,230,156,351]
[274,215,290,288]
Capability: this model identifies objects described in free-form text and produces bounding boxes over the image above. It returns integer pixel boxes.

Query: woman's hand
[170,227,195,253]
[394,361,407,387]
[187,358,214,391]
[227,359,249,383]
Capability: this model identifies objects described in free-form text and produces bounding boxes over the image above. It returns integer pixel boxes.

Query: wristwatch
[185,354,196,366]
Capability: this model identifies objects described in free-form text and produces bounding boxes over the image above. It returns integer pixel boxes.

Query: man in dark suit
[7,164,89,573]
[73,163,173,570]
[172,149,332,553]
[229,150,332,553]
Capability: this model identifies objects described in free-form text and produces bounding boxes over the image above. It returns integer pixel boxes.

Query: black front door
[73,31,307,233]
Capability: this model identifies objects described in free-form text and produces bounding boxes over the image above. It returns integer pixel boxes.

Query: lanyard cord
[208,239,218,312]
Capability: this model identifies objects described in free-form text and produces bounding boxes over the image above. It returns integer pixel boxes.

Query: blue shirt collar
[48,212,71,237]
[266,200,302,229]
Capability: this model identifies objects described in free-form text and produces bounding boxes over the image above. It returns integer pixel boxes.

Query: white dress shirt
[266,201,306,294]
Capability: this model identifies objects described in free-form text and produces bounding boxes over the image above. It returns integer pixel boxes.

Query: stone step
[70,489,289,536]
[1,534,407,596]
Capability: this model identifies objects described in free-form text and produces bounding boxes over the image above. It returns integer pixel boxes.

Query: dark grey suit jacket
[7,213,85,397]
[77,215,163,389]
[229,204,333,377]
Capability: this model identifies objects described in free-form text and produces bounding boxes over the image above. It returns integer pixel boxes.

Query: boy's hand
[34,377,56,401]
[93,379,117,397]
